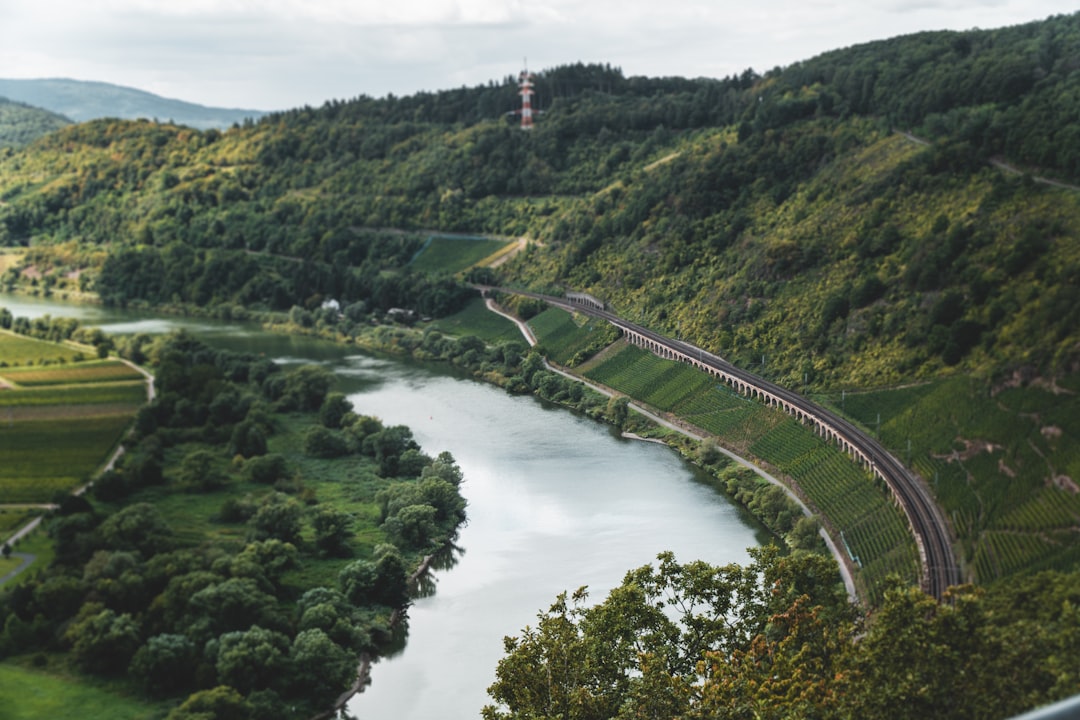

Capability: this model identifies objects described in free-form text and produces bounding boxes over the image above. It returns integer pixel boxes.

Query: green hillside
[0,98,70,148]
[0,13,1078,588]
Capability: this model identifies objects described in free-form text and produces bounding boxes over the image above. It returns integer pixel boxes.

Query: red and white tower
[518,66,536,130]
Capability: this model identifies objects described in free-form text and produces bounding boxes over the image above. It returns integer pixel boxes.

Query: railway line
[494,287,963,599]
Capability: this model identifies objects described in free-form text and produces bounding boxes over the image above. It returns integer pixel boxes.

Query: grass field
[410,235,514,274]
[0,662,159,720]
[1,528,55,586]
[430,296,523,344]
[0,330,89,366]
[0,360,142,387]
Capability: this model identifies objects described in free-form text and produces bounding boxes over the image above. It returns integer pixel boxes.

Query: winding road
[490,287,963,600]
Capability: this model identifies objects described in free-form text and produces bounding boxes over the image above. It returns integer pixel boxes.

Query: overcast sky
[0,1,1075,111]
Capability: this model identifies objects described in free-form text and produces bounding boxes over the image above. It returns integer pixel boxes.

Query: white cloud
[1,0,1076,109]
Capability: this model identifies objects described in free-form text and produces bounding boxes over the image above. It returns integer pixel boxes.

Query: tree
[129,633,197,697]
[312,506,353,557]
[249,493,303,544]
[274,364,333,411]
[484,548,853,720]
[606,395,629,429]
[338,559,379,606]
[288,629,356,701]
[245,452,289,485]
[229,419,268,458]
[297,590,372,652]
[383,504,438,550]
[319,392,353,428]
[177,448,228,492]
[302,425,349,458]
[98,502,173,555]
[208,625,291,694]
[231,539,298,587]
[166,685,251,720]
[186,578,282,642]
[65,604,142,674]
[363,424,419,476]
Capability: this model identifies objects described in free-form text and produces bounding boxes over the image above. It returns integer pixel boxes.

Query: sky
[0,0,1076,111]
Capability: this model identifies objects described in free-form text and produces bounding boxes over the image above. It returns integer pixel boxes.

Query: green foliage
[166,686,251,720]
[318,391,353,429]
[288,628,355,700]
[0,97,71,148]
[486,550,1080,720]
[128,633,197,697]
[484,547,852,720]
[65,603,141,674]
[208,625,291,694]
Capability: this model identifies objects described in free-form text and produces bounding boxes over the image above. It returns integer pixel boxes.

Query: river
[2,293,771,719]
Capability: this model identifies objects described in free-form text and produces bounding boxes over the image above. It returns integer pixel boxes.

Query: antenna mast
[518,61,535,130]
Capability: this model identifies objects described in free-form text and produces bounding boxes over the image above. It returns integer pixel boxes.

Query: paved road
[0,552,35,586]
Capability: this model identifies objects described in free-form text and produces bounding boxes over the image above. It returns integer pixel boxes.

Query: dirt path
[896,129,1080,191]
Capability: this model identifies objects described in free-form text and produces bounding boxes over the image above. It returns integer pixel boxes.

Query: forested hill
[0,12,1078,387]
[0,97,70,148]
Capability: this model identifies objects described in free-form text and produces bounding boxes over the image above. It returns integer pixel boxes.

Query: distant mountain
[0,97,71,147]
[0,78,268,130]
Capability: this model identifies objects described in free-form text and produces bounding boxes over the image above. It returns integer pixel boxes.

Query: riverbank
[484,297,858,601]
[315,550,442,720]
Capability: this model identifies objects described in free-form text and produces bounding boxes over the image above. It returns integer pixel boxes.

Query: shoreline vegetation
[0,321,469,719]
[257,294,842,585]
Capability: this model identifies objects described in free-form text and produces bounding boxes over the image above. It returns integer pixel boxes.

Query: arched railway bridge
[491,287,964,600]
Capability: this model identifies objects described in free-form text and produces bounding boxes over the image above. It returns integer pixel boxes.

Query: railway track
[494,287,963,599]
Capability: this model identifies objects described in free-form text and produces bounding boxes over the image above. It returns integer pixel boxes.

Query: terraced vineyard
[528,307,619,366]
[583,339,919,600]
[830,377,1080,582]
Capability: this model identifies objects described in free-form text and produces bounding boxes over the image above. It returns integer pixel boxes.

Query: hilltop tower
[518,65,535,130]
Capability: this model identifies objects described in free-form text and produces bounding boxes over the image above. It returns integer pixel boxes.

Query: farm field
[0,359,142,387]
[0,334,147,504]
[0,330,90,366]
[0,415,135,502]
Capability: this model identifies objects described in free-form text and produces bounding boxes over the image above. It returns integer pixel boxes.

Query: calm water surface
[2,293,771,719]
